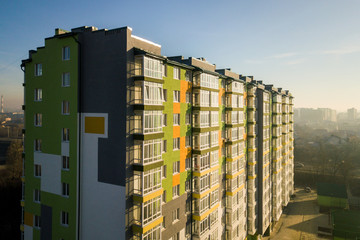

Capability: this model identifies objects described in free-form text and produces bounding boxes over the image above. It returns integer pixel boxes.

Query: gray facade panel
[40,204,52,240]
[162,193,188,240]
[80,29,128,187]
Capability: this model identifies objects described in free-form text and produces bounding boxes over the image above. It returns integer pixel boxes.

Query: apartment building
[21,26,294,240]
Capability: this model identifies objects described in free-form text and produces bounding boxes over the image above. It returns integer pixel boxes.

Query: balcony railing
[133,111,163,135]
[132,82,164,106]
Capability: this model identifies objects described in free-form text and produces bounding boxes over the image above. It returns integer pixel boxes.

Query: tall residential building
[20,26,294,240]
[347,108,357,121]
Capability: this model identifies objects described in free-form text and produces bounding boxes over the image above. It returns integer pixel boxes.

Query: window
[139,56,163,79]
[173,161,180,174]
[62,156,69,170]
[163,114,167,126]
[142,111,163,133]
[173,67,180,80]
[185,158,191,170]
[173,138,180,150]
[34,215,41,228]
[186,92,191,103]
[211,92,219,107]
[62,101,70,115]
[142,195,162,225]
[163,190,167,203]
[62,128,69,141]
[172,208,180,222]
[143,81,164,105]
[185,179,191,191]
[163,165,167,178]
[163,89,167,102]
[61,211,69,226]
[34,189,40,203]
[185,136,191,147]
[200,90,210,107]
[34,89,42,101]
[163,64,167,77]
[34,139,42,152]
[163,140,167,153]
[34,164,41,177]
[173,90,180,102]
[62,46,70,60]
[172,185,180,198]
[35,64,42,76]
[62,73,70,87]
[62,183,69,197]
[173,114,180,125]
[172,232,180,240]
[34,113,42,126]
[185,70,191,81]
[185,113,191,125]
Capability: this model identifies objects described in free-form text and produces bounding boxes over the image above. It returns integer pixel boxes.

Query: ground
[263,188,331,240]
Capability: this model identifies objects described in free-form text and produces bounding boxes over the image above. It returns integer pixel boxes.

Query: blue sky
[1,0,359,111]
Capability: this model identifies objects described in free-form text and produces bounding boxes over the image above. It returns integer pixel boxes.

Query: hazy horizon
[1,0,360,112]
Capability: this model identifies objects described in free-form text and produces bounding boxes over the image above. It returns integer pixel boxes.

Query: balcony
[133,139,163,166]
[193,73,219,89]
[247,87,256,97]
[133,167,162,196]
[132,81,164,106]
[248,111,256,123]
[133,195,162,227]
[247,97,256,109]
[133,111,163,136]
[248,125,256,137]
[134,55,163,80]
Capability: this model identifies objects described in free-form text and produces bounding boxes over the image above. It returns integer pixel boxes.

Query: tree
[0,140,23,186]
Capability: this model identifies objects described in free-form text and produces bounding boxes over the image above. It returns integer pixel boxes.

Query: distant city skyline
[1,0,360,112]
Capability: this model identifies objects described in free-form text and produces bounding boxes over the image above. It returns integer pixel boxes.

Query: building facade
[21,26,294,240]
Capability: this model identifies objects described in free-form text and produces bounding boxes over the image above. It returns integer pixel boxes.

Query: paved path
[264,189,331,240]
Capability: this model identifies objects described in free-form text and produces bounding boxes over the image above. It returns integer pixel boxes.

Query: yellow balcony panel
[193,203,220,221]
[248,175,257,180]
[133,189,163,203]
[193,165,219,177]
[263,162,270,168]
[20,200,25,207]
[20,224,24,232]
[21,176,25,182]
[263,150,270,156]
[193,184,219,199]
[226,153,245,162]
[132,216,163,235]
[248,148,257,152]
[226,183,245,196]
[226,169,245,179]
[248,161,257,166]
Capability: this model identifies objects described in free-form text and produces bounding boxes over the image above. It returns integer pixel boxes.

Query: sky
[1,0,360,112]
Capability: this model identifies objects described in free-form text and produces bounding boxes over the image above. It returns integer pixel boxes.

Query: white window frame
[62,46,70,61]
[62,182,69,197]
[61,211,69,226]
[35,64,42,76]
[34,139,41,152]
[173,161,180,174]
[34,164,41,177]
[34,215,41,229]
[34,88,42,101]
[62,72,70,87]
[62,156,69,170]
[173,113,180,125]
[173,67,180,80]
[173,90,180,102]
[34,189,40,203]
[172,185,180,198]
[143,81,164,105]
[173,137,180,150]
[62,101,70,115]
[62,128,69,142]
[34,113,42,127]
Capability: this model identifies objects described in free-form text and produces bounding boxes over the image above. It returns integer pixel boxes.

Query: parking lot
[263,188,331,240]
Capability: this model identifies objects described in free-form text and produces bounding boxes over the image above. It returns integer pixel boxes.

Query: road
[263,189,331,240]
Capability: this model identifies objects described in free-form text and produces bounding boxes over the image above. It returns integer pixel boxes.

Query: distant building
[295,108,337,123]
[331,210,360,240]
[347,108,357,121]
